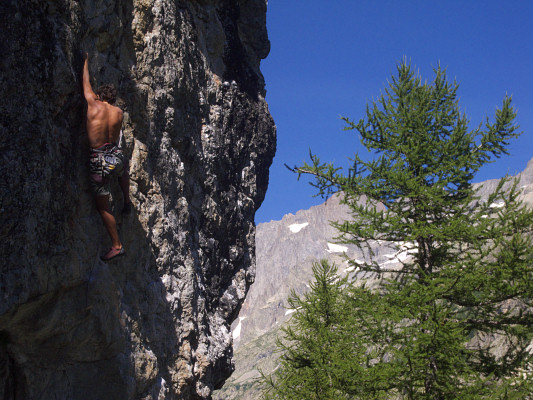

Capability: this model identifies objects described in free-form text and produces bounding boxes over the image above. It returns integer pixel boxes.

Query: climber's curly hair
[96,84,117,104]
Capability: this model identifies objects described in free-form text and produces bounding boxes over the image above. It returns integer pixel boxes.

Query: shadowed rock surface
[0,0,275,399]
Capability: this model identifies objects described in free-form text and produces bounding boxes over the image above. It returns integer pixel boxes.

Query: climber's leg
[95,194,122,250]
[118,170,131,215]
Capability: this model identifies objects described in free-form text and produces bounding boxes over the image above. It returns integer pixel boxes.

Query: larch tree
[261,260,361,400]
[269,61,532,399]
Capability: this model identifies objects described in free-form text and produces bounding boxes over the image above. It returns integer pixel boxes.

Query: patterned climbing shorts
[89,143,126,196]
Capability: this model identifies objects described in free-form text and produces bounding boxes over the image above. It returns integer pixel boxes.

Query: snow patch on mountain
[232,317,247,340]
[289,222,309,233]
[383,242,418,265]
[326,243,348,253]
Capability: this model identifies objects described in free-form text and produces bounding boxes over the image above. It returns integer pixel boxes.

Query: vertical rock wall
[0,0,276,398]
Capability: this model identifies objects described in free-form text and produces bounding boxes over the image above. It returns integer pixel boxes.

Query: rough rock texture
[0,0,275,399]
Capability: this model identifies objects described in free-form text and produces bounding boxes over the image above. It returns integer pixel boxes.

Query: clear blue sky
[255,1,533,224]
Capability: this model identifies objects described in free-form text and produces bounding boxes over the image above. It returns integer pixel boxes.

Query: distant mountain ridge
[215,158,533,400]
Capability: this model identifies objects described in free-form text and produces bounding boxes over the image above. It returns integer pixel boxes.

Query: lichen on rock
[0,0,275,398]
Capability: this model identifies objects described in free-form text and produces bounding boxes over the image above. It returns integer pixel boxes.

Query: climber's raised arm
[82,52,97,105]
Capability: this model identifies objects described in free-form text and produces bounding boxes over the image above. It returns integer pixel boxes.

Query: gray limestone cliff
[0,0,275,399]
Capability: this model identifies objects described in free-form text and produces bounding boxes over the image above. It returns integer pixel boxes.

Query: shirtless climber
[83,52,131,262]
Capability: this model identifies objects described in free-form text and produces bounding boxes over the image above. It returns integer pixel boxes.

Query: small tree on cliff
[273,61,533,399]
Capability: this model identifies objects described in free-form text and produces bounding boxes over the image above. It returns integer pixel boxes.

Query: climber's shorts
[89,143,126,197]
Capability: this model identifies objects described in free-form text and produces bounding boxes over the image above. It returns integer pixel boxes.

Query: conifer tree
[275,61,533,399]
[262,260,364,399]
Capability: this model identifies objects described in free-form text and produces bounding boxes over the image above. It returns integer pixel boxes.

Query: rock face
[0,0,275,399]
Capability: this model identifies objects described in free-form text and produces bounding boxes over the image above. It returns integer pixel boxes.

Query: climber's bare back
[86,101,123,148]
[83,52,123,148]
